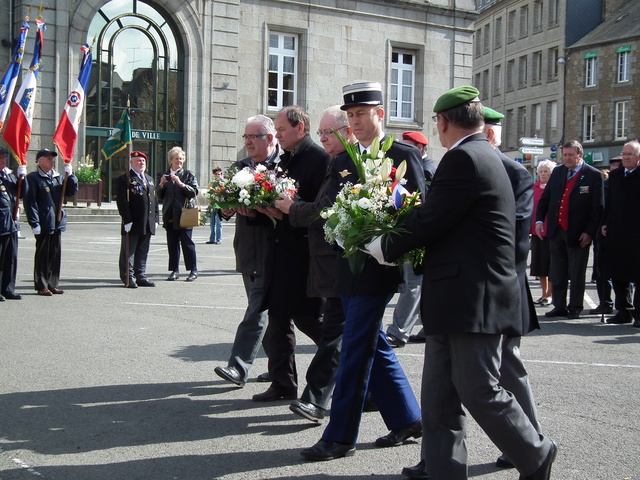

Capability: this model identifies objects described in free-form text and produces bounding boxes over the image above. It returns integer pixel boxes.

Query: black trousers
[119,233,152,284]
[549,229,590,311]
[34,231,62,291]
[266,307,323,393]
[612,280,637,312]
[300,297,345,409]
[0,232,18,294]
[165,227,197,272]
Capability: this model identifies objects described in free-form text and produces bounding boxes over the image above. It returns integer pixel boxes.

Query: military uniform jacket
[535,162,604,247]
[325,139,426,297]
[116,170,159,236]
[603,167,640,281]
[24,168,78,233]
[0,169,26,235]
[384,134,522,336]
[156,168,198,230]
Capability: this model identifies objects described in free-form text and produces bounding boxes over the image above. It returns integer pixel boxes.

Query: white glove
[124,222,133,233]
[32,226,41,235]
[64,164,73,175]
[17,165,27,177]
[365,236,395,266]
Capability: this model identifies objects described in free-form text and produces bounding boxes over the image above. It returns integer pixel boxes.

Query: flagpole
[125,97,132,287]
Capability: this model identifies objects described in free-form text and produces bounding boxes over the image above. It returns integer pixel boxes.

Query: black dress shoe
[385,333,406,348]
[589,304,613,315]
[633,318,640,328]
[566,308,581,320]
[256,372,272,382]
[186,270,198,282]
[126,282,138,289]
[402,460,429,479]
[0,294,4,301]
[137,279,156,287]
[290,400,325,423]
[605,311,633,324]
[544,308,568,318]
[252,386,297,402]
[167,271,179,281]
[496,454,514,468]
[300,440,355,461]
[375,418,422,447]
[214,366,245,387]
[408,334,426,343]
[520,440,557,480]
[2,292,21,300]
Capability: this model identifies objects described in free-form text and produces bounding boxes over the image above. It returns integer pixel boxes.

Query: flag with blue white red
[53,44,93,164]
[2,17,46,166]
[0,19,30,131]
[391,180,409,209]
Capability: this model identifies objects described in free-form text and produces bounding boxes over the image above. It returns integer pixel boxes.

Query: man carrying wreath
[300,82,425,461]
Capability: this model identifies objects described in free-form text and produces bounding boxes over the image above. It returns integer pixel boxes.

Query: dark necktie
[567,170,575,181]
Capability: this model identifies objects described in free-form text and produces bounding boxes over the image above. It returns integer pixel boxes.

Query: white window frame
[267,32,298,110]
[390,49,416,122]
[617,51,630,83]
[583,105,596,142]
[585,56,597,87]
[550,100,558,129]
[615,101,628,140]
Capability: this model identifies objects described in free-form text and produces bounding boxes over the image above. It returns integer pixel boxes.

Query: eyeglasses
[621,152,637,157]
[316,126,348,138]
[431,115,439,124]
[242,134,268,141]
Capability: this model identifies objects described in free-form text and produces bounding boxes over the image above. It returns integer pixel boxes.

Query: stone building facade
[472,0,604,161]
[564,1,639,163]
[1,0,476,201]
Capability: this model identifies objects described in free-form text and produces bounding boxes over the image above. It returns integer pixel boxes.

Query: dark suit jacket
[383,133,521,336]
[116,170,159,236]
[535,162,604,246]
[326,139,426,296]
[156,168,198,230]
[603,167,640,281]
[497,150,538,334]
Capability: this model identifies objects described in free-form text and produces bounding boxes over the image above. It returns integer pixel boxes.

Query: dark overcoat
[498,150,538,334]
[603,167,640,281]
[384,134,522,336]
[266,135,329,316]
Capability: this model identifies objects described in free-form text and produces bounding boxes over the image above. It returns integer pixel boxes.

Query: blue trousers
[321,294,421,444]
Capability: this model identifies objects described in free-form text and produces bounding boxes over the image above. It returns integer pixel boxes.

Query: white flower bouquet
[321,135,423,273]
[207,163,297,210]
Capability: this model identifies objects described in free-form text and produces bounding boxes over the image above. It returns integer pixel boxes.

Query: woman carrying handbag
[157,146,199,282]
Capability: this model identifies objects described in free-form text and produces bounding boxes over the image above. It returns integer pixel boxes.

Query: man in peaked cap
[300,82,424,461]
[116,151,159,288]
[24,148,78,296]
[369,86,557,480]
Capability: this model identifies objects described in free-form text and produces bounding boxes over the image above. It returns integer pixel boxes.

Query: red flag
[2,18,45,166]
[53,44,92,164]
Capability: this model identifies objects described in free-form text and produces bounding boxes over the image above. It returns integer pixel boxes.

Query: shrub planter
[67,181,103,207]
